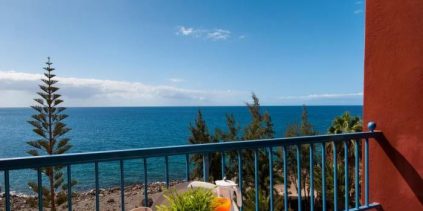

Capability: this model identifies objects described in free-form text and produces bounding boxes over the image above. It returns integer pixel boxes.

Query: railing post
[185,154,190,181]
[365,137,369,206]
[4,169,10,211]
[283,146,288,211]
[203,153,209,182]
[237,150,243,211]
[254,149,259,211]
[268,147,274,211]
[67,165,72,211]
[37,168,43,211]
[365,121,375,207]
[95,161,100,211]
[165,156,169,188]
[310,145,314,211]
[355,139,360,209]
[296,145,302,211]
[344,141,349,210]
[143,158,148,207]
[321,143,326,211]
[221,150,226,179]
[333,142,338,211]
[120,160,125,211]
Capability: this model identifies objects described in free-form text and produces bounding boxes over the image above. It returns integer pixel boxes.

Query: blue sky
[0,0,365,107]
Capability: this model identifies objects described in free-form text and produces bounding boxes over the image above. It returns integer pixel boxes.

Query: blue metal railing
[0,131,381,211]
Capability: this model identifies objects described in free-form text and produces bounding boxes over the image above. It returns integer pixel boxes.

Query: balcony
[0,129,382,211]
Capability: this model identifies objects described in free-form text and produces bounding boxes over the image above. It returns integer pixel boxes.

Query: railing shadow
[376,133,423,206]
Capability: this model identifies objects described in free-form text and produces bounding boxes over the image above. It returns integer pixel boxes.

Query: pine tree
[243,94,273,140]
[214,113,241,179]
[187,94,282,210]
[27,57,73,210]
[241,93,281,210]
[188,110,221,181]
[285,105,318,209]
[221,113,240,141]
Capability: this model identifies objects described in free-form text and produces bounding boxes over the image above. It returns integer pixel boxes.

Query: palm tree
[328,112,362,134]
[315,112,362,209]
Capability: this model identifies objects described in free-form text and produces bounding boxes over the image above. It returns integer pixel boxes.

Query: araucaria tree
[27,57,73,210]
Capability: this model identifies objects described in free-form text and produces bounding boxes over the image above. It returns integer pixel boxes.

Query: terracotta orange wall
[364,0,423,210]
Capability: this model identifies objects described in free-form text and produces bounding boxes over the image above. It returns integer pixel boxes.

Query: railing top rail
[0,131,382,170]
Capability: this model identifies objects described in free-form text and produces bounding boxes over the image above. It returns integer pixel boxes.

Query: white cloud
[0,71,364,106]
[168,78,185,83]
[0,71,246,107]
[176,26,195,36]
[279,92,363,100]
[355,1,363,5]
[207,29,231,41]
[176,26,231,41]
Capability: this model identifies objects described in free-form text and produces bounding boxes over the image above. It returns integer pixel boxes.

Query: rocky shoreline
[0,180,185,211]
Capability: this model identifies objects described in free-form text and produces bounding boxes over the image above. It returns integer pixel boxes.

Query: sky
[0,0,366,107]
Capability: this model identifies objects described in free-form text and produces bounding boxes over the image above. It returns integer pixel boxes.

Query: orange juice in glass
[212,197,231,211]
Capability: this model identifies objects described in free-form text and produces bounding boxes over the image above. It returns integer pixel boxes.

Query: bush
[156,188,216,211]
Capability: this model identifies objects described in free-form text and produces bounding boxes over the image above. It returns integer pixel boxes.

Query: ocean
[0,106,362,194]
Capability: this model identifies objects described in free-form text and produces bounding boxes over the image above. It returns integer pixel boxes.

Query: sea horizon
[0,105,363,109]
[0,106,362,193]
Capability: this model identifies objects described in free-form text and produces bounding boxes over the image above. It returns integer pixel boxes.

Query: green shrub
[156,188,215,211]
